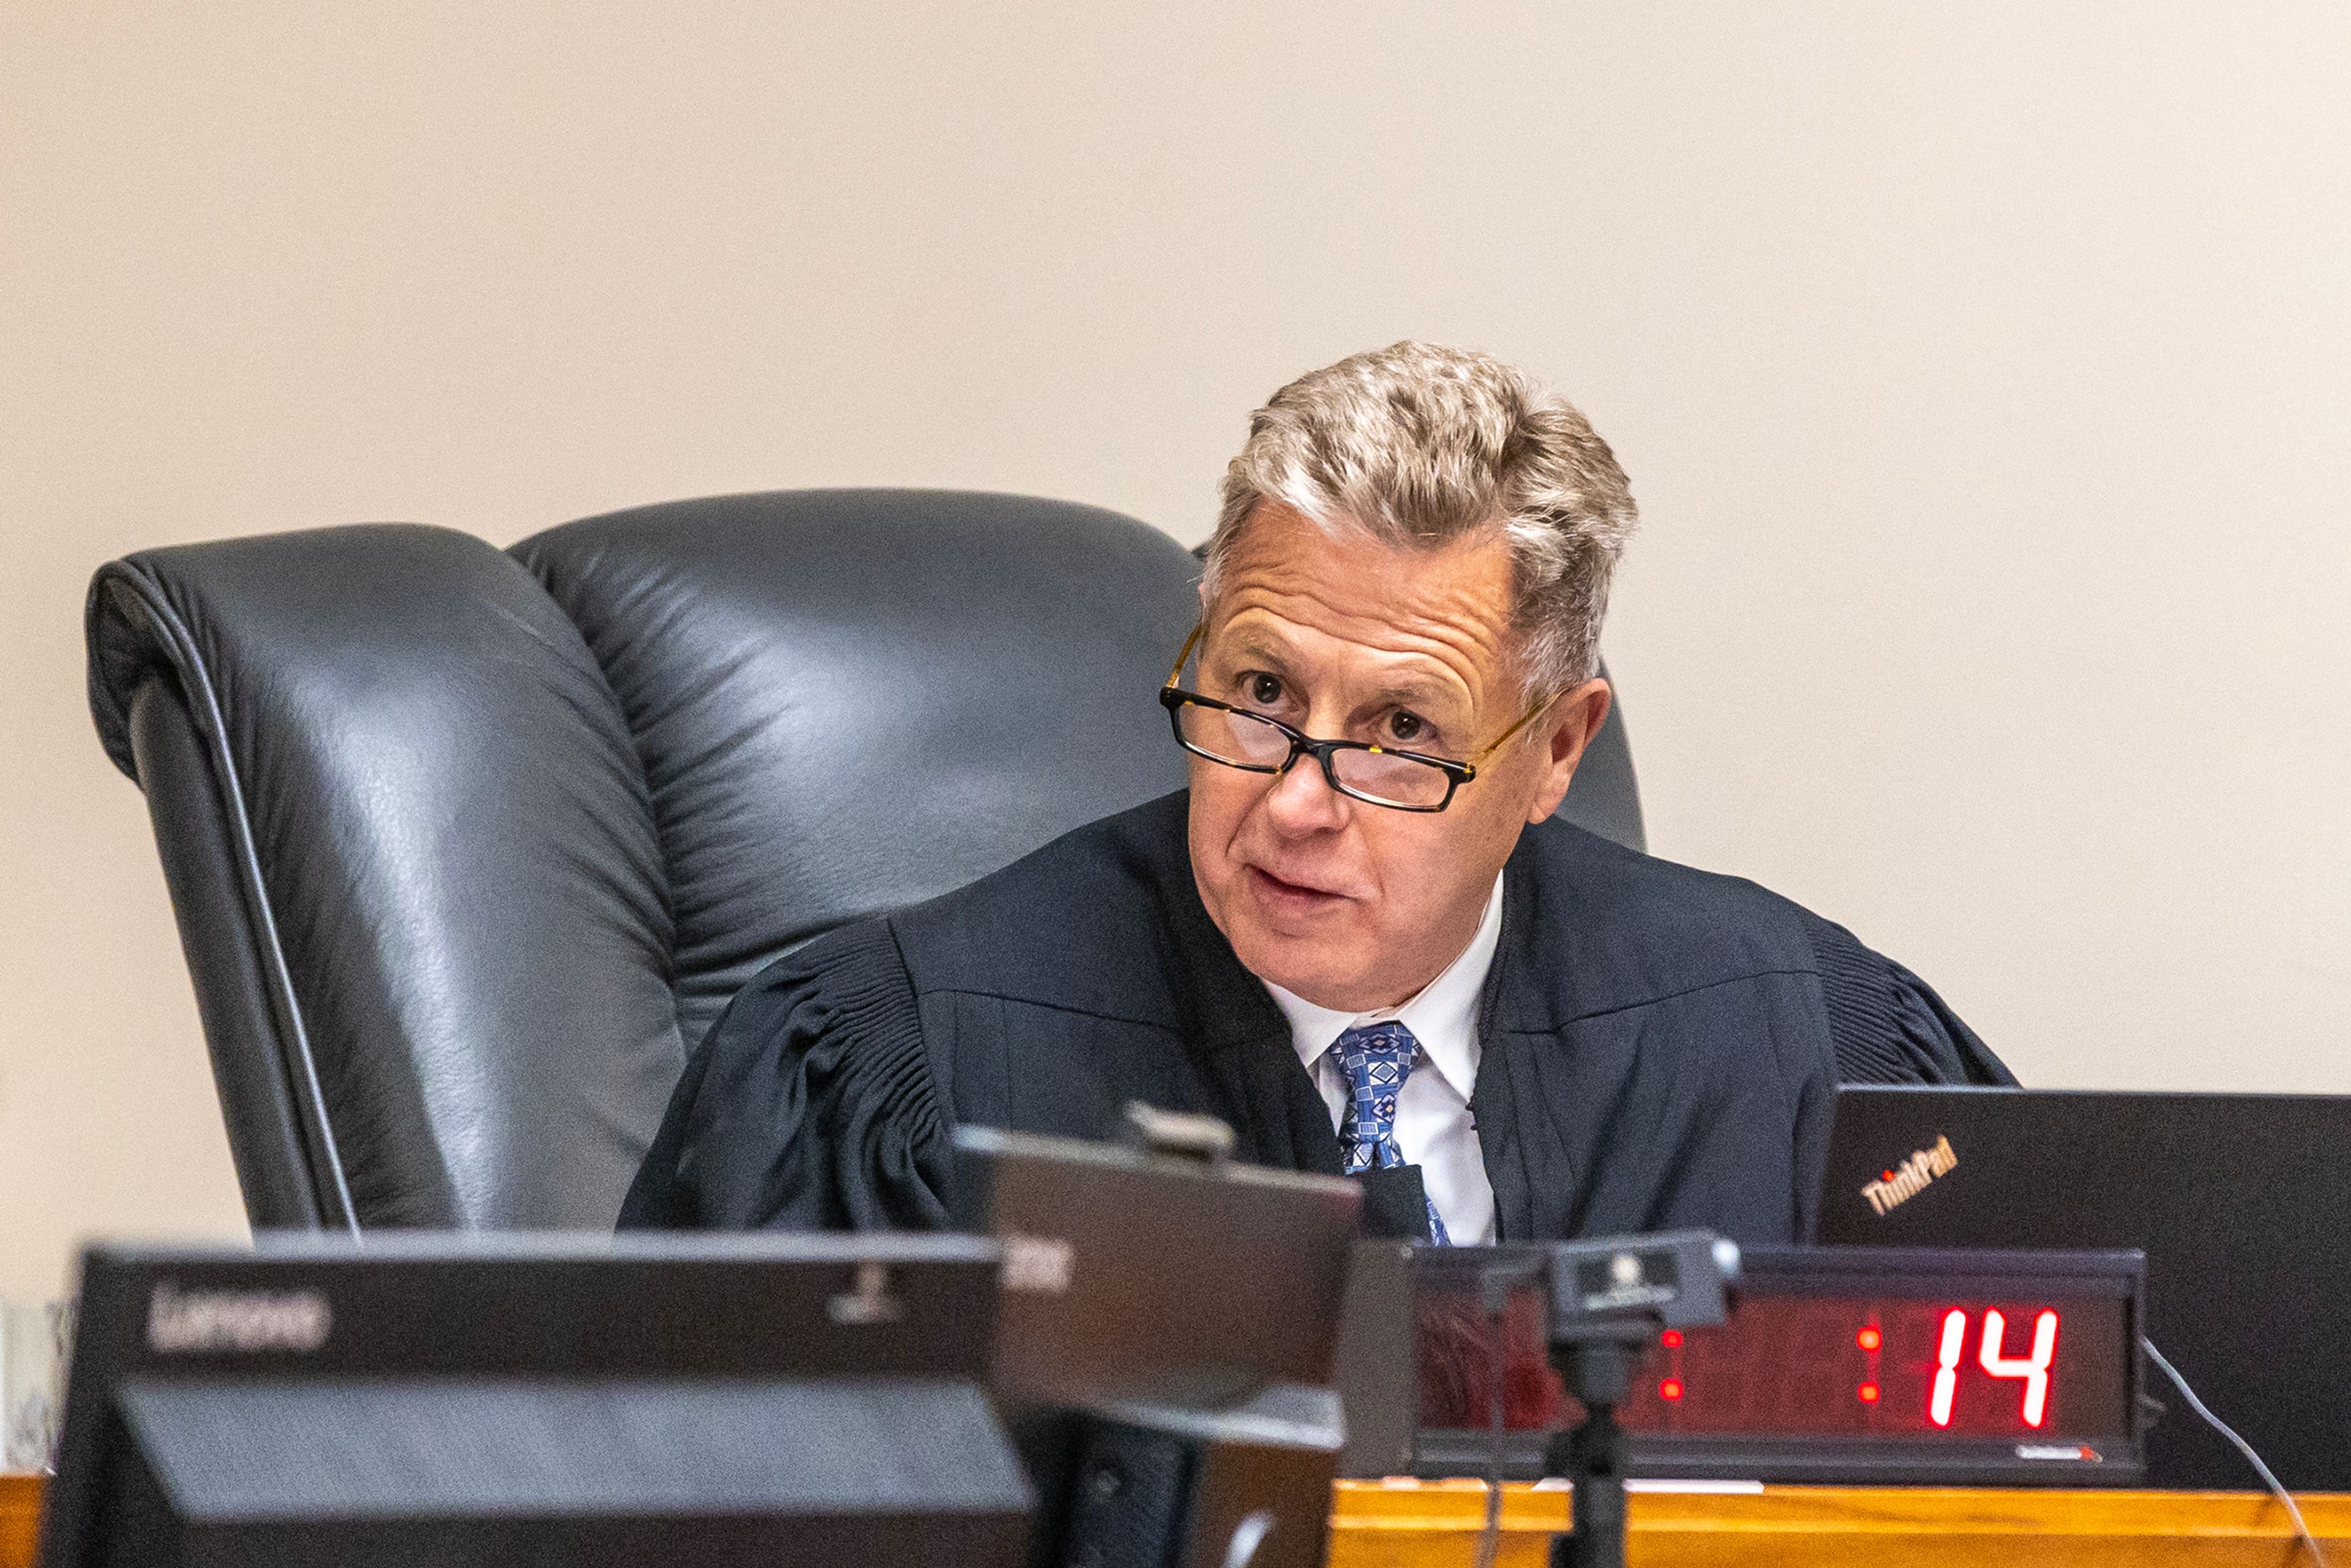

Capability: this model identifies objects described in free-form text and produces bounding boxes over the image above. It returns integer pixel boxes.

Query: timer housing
[1393,1245,2148,1487]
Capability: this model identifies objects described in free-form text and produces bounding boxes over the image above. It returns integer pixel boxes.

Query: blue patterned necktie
[1330,1021,1452,1245]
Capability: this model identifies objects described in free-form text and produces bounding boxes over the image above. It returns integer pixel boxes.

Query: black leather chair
[86,490,1644,1234]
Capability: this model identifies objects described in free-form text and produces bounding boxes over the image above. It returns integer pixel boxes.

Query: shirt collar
[1262,872,1504,1102]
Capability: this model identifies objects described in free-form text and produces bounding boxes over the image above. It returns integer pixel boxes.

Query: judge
[622,341,2011,1246]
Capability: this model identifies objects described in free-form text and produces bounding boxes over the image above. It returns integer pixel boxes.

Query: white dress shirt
[1262,874,1504,1245]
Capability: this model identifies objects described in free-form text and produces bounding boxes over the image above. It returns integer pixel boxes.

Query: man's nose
[1261,745,1349,833]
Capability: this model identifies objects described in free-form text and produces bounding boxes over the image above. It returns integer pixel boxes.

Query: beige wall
[6,2,2348,1300]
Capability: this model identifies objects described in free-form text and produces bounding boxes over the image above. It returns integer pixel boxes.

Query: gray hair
[1201,341,1638,696]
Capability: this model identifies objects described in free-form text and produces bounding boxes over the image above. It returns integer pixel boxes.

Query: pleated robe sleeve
[617,920,951,1231]
[1805,915,2019,1087]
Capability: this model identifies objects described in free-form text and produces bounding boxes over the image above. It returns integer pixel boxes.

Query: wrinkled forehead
[1201,504,1524,703]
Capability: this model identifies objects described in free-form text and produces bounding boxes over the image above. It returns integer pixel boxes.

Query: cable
[1473,1275,1509,1568]
[2142,1337,2328,1566]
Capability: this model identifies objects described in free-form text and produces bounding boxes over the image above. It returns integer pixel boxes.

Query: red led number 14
[1930,1309,2060,1428]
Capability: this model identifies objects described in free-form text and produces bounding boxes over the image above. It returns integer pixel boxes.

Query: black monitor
[951,1124,1362,1568]
[37,1232,1032,1568]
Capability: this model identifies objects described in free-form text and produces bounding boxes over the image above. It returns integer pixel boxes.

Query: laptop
[1817,1086,2351,1491]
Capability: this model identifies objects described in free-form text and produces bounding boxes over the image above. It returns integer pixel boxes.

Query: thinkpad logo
[1861,1135,1958,1215]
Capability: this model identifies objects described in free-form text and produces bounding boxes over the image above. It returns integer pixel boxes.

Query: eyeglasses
[1158,624,1553,812]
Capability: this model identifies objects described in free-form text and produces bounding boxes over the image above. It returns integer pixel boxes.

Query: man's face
[1185,503,1610,1013]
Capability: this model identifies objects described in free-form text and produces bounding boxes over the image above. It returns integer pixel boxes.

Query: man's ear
[1525,679,1613,824]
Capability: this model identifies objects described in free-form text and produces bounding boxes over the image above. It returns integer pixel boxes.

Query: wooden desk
[6,1473,2346,1567]
[0,1477,35,1568]
[1331,1480,2351,1566]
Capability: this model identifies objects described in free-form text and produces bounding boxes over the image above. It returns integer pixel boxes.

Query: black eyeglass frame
[1157,623,1554,814]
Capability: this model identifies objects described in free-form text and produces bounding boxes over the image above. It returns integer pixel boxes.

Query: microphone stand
[1541,1331,1649,1568]
[1534,1231,1736,1568]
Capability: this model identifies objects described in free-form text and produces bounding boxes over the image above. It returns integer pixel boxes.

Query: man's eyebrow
[1217,634,1298,672]
[1363,677,1464,713]
[1212,634,1470,714]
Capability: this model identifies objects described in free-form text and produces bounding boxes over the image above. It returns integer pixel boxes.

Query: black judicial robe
[620,791,2012,1245]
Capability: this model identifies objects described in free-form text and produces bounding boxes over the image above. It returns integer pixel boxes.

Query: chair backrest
[86,490,1643,1232]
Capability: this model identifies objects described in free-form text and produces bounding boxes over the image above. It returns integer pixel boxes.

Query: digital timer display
[1611,1294,2129,1438]
[1408,1245,2145,1485]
